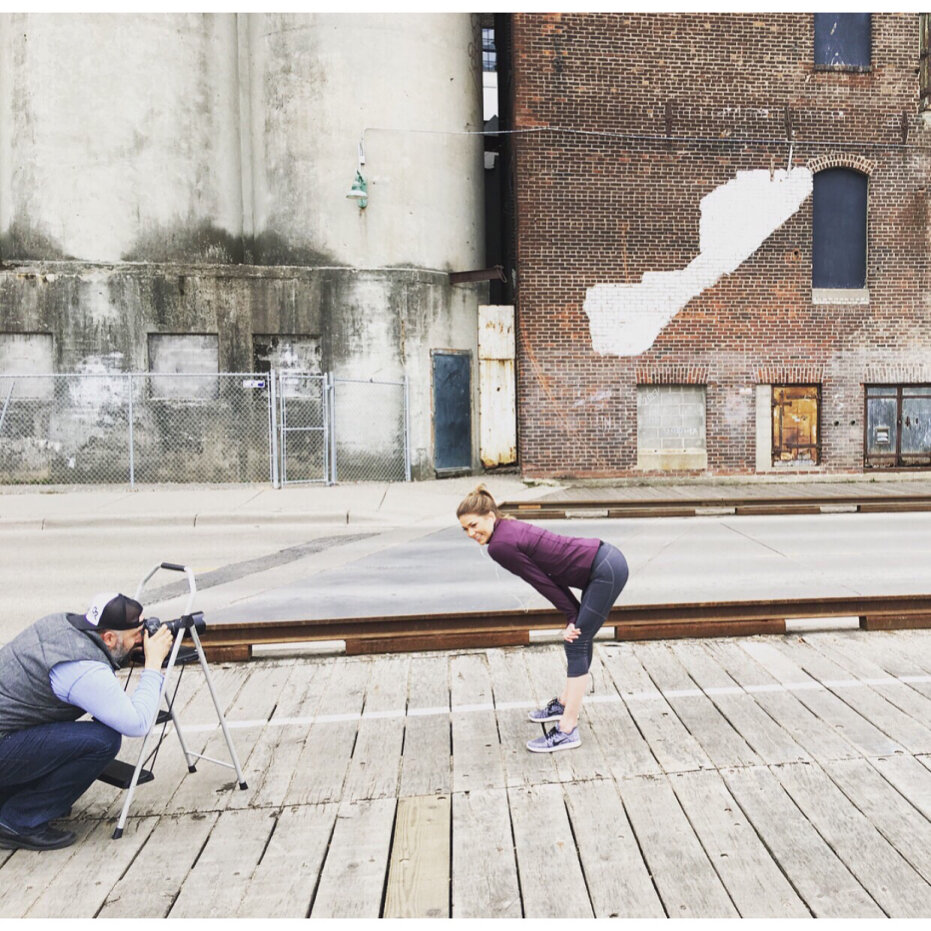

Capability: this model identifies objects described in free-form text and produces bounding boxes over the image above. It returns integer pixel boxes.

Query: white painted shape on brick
[583,167,813,356]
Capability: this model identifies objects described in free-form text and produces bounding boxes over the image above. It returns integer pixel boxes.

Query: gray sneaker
[526,725,581,753]
[528,697,565,723]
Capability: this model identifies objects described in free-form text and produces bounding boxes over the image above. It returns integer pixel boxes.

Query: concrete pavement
[4,474,931,647]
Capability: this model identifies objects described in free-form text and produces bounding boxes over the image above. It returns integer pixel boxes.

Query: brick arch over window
[806,154,876,176]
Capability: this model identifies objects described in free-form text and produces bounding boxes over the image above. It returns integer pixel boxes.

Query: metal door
[433,351,472,472]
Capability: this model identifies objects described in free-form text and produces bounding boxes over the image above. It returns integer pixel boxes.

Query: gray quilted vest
[0,613,119,739]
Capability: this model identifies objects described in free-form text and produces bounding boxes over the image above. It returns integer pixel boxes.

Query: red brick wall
[511,12,931,477]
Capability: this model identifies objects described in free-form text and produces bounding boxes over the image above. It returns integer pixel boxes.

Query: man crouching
[0,592,173,850]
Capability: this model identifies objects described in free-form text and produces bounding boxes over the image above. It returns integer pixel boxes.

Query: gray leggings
[564,542,629,678]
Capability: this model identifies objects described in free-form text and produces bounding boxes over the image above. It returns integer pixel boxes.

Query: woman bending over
[457,485,628,752]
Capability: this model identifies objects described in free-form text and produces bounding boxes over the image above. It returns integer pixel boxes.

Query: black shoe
[0,822,76,851]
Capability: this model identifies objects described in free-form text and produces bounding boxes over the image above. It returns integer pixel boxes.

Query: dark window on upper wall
[812,168,868,289]
[814,13,871,69]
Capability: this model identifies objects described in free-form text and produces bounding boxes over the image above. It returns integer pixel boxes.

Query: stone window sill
[811,288,869,305]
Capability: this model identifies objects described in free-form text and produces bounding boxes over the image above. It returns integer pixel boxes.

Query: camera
[142,611,206,638]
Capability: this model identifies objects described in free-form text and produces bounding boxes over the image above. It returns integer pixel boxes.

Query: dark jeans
[564,542,629,678]
[0,721,121,833]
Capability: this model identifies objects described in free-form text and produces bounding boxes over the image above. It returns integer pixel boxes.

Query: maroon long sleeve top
[485,518,601,625]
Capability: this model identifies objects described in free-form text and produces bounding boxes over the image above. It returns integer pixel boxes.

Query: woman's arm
[490,545,581,624]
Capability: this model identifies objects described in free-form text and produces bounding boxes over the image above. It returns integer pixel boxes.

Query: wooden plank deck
[3,629,931,918]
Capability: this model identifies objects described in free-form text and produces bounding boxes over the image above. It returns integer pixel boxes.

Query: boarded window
[865,384,931,468]
[812,168,867,289]
[814,13,871,69]
[0,333,54,400]
[147,334,218,400]
[772,385,820,464]
[637,385,707,471]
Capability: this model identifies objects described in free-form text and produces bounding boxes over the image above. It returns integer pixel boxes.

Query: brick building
[503,12,931,478]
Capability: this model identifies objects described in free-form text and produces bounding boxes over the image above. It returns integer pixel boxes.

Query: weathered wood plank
[169,807,276,917]
[451,787,521,919]
[99,813,219,918]
[806,631,931,722]
[669,769,809,917]
[310,797,396,918]
[450,653,504,793]
[235,803,338,918]
[400,654,451,797]
[704,640,861,763]
[822,757,931,886]
[619,773,738,917]
[342,655,409,801]
[866,752,931,822]
[487,647,560,788]
[0,821,96,918]
[563,779,665,918]
[165,661,286,815]
[508,783,593,918]
[876,630,931,675]
[599,643,714,773]
[772,760,931,917]
[722,765,882,917]
[740,640,902,757]
[633,641,761,768]
[584,694,662,778]
[227,660,322,810]
[14,817,156,918]
[770,637,931,754]
[837,630,931,692]
[671,640,809,765]
[383,795,450,918]
[284,656,369,806]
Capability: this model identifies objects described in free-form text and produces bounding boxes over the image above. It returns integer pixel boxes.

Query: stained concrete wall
[0,13,485,479]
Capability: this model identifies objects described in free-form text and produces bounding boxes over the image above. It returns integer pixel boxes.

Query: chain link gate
[276,373,411,485]
[277,372,329,484]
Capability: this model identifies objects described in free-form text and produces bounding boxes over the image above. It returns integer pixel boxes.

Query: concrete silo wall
[0,13,485,480]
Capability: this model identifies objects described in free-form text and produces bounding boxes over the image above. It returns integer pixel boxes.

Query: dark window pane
[482,27,496,71]
[866,397,897,457]
[814,13,871,68]
[812,168,867,289]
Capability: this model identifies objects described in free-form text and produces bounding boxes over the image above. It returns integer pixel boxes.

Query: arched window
[814,13,871,69]
[812,168,868,290]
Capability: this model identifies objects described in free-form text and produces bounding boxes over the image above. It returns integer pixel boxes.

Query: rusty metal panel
[478,305,516,468]
[772,385,820,463]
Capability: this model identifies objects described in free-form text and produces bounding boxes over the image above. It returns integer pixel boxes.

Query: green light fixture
[346,169,368,209]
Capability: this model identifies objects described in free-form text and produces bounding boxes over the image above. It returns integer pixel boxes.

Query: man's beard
[108,641,132,666]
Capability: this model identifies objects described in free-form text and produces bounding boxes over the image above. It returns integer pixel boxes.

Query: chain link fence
[0,371,410,487]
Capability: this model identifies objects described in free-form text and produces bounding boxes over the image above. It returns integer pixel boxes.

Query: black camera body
[142,611,206,638]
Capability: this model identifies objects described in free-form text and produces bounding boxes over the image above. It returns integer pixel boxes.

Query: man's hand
[563,622,581,642]
[142,625,174,671]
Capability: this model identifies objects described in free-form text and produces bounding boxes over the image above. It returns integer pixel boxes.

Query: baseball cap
[81,592,144,631]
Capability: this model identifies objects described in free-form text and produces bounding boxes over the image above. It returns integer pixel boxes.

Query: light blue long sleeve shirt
[49,661,163,737]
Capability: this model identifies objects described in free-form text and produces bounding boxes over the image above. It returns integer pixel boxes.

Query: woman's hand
[563,622,580,642]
